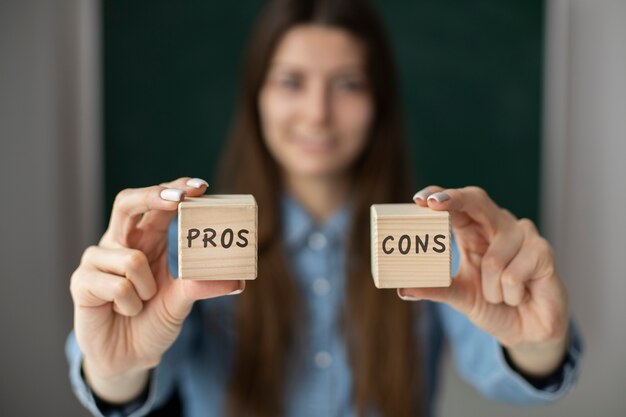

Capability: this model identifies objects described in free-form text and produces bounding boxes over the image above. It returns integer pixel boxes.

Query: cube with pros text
[178,195,257,280]
[370,204,451,288]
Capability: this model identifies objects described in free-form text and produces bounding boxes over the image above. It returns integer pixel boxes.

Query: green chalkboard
[103,0,543,226]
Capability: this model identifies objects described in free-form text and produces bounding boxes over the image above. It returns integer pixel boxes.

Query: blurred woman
[66,0,582,416]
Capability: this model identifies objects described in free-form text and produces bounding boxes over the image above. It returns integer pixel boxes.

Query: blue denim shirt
[66,194,583,417]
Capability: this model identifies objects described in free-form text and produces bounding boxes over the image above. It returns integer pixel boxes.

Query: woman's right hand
[70,177,243,403]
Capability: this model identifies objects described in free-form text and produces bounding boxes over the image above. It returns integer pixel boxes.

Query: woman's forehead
[270,24,366,71]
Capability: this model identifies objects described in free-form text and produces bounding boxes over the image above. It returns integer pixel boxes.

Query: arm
[66,312,195,417]
[435,301,583,404]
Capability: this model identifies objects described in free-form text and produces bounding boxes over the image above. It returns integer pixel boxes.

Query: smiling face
[258,24,374,181]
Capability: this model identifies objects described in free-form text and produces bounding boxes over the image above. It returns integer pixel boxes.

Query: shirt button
[308,232,327,250]
[312,277,331,296]
[314,350,333,369]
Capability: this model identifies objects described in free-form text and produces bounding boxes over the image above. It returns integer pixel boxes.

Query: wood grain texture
[178,195,257,280]
[371,204,451,288]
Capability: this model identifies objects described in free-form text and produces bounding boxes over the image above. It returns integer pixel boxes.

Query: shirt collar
[281,192,352,250]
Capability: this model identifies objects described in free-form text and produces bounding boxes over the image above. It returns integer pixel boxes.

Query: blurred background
[1,0,624,415]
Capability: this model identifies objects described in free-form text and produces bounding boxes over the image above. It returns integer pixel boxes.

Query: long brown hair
[216,0,422,416]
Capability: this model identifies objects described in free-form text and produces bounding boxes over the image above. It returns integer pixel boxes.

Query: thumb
[397,275,474,315]
[160,279,245,323]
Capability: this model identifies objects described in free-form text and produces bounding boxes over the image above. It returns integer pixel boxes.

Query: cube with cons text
[370,204,450,288]
[178,195,257,280]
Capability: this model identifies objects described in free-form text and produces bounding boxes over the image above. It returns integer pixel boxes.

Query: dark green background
[103,0,543,226]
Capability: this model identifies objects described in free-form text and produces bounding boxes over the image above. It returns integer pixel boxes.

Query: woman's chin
[285,164,347,181]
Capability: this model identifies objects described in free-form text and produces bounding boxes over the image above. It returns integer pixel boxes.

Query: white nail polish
[160,188,186,202]
[413,188,432,201]
[427,192,450,203]
[227,281,245,296]
[397,289,421,301]
[186,178,209,189]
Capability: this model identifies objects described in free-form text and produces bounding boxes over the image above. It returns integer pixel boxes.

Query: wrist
[83,357,151,404]
[503,332,569,378]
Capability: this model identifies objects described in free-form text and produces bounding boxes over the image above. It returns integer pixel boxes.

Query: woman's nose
[301,82,331,126]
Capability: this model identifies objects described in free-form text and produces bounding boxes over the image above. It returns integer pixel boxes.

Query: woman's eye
[277,77,300,90]
[334,79,364,92]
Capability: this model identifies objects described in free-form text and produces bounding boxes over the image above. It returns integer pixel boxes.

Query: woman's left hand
[399,186,569,376]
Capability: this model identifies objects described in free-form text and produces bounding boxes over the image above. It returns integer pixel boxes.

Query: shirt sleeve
[65,217,194,416]
[435,233,584,405]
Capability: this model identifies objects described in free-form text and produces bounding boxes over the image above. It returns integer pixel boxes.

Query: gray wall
[0,0,99,415]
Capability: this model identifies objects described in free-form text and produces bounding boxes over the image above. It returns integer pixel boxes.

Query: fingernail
[160,188,186,202]
[427,192,450,203]
[227,281,246,296]
[413,188,432,201]
[397,288,421,301]
[186,178,209,189]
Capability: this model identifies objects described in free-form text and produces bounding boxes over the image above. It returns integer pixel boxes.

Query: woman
[66,0,582,416]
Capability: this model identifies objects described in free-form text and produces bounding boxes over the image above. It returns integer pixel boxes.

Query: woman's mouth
[292,134,336,154]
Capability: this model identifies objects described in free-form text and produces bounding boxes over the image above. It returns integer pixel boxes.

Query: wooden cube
[178,195,257,280]
[370,204,450,288]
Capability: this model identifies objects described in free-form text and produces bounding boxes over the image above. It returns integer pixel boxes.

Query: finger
[500,243,538,306]
[160,279,245,323]
[81,246,157,301]
[480,224,524,304]
[500,220,551,306]
[71,269,143,317]
[426,186,503,238]
[138,177,209,232]
[412,185,444,207]
[107,185,185,246]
